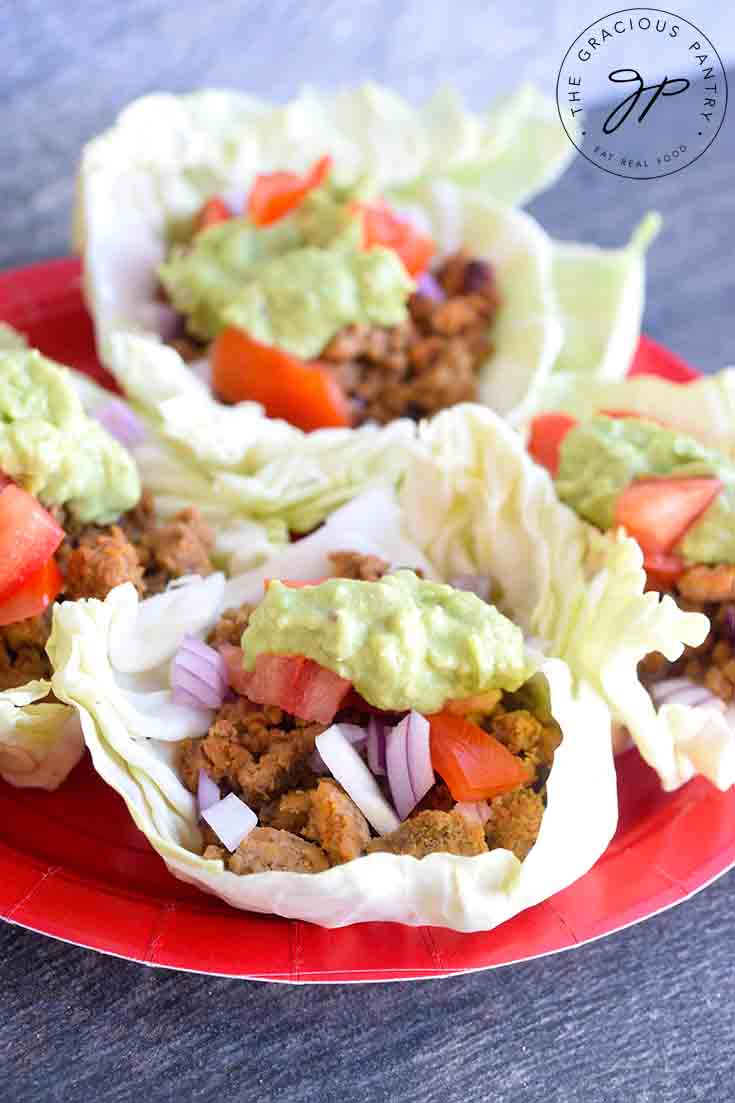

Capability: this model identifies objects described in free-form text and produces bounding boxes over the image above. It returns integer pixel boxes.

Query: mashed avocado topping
[556,415,735,564]
[0,349,141,524]
[240,570,533,713]
[158,184,413,357]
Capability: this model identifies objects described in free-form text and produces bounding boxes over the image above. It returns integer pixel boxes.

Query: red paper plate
[1,258,733,983]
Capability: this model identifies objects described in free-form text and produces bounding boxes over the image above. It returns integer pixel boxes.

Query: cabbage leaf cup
[74,84,658,427]
[46,405,705,928]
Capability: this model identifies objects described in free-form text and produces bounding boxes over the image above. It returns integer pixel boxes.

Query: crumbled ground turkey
[485,789,545,861]
[0,614,52,690]
[0,490,215,691]
[367,810,487,858]
[183,593,562,872]
[640,574,735,703]
[60,490,215,599]
[261,779,371,864]
[326,550,390,581]
[179,697,323,812]
[165,249,499,425]
[204,826,329,874]
[321,250,498,425]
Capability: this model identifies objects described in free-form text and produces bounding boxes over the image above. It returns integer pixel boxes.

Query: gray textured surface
[1,5,735,1101]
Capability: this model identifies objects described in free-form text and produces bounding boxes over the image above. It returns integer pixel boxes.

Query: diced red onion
[315,725,400,835]
[404,712,434,807]
[202,792,257,852]
[385,717,413,821]
[367,716,387,776]
[454,800,491,825]
[221,188,247,215]
[139,301,182,341]
[197,769,220,814]
[171,635,227,711]
[94,398,146,449]
[462,259,494,294]
[723,606,735,645]
[386,711,434,821]
[415,272,445,302]
[448,574,491,602]
[650,677,726,711]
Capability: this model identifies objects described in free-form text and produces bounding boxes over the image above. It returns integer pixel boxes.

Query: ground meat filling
[321,250,499,425]
[367,811,487,859]
[203,826,329,875]
[0,615,52,690]
[0,490,215,691]
[326,550,390,582]
[164,248,499,426]
[640,571,735,704]
[61,491,215,599]
[179,697,323,812]
[183,595,561,874]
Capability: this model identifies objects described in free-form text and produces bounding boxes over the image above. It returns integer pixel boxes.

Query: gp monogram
[556,8,727,179]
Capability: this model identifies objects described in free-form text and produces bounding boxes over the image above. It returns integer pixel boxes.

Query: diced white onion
[202,792,257,852]
[315,726,400,835]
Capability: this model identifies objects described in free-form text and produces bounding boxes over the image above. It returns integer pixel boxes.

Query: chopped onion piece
[197,769,220,814]
[311,723,367,773]
[415,272,445,302]
[454,800,491,825]
[94,398,146,449]
[404,711,434,807]
[385,717,414,821]
[724,607,735,645]
[135,301,182,340]
[202,792,257,852]
[367,716,387,776]
[650,677,726,711]
[315,726,400,835]
[448,574,491,602]
[386,711,434,820]
[171,635,227,711]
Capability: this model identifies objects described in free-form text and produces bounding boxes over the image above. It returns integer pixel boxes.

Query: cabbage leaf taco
[47,405,702,928]
[0,333,275,787]
[524,369,735,790]
[75,84,657,429]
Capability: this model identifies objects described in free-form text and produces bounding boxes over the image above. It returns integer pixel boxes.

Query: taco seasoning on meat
[157,156,500,429]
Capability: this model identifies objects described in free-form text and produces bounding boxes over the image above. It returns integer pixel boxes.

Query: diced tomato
[211,326,351,431]
[445,690,503,715]
[599,408,666,426]
[642,552,686,592]
[0,484,65,603]
[527,413,578,476]
[247,155,332,227]
[193,196,232,234]
[613,477,723,555]
[244,653,351,724]
[628,335,700,384]
[428,711,531,801]
[264,577,330,590]
[0,558,62,627]
[354,200,436,277]
[218,643,253,696]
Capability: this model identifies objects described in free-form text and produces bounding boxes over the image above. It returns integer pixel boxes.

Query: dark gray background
[1,3,734,1101]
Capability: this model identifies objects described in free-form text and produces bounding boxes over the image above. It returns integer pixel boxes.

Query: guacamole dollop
[240,570,533,713]
[0,349,141,524]
[556,415,735,564]
[158,185,413,358]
